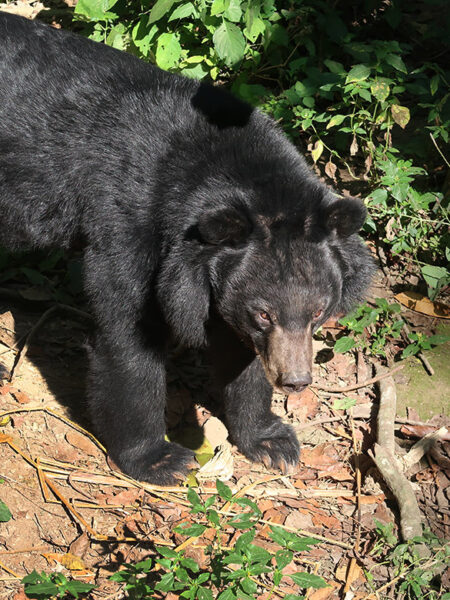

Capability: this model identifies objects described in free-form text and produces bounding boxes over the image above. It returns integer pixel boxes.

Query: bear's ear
[196,207,252,246]
[322,197,367,237]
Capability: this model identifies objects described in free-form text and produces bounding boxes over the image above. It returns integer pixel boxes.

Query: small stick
[402,426,448,471]
[313,364,404,393]
[0,560,20,578]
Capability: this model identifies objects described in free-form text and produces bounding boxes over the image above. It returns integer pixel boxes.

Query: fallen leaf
[395,291,450,319]
[301,444,341,470]
[287,387,318,419]
[69,532,90,558]
[107,489,142,505]
[401,424,450,441]
[12,390,32,404]
[325,161,337,180]
[66,431,98,456]
[312,513,340,529]
[43,552,86,570]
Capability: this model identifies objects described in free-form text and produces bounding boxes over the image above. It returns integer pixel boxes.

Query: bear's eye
[258,311,271,324]
[313,308,323,321]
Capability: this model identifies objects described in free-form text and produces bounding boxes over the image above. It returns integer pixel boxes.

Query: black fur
[0,13,374,484]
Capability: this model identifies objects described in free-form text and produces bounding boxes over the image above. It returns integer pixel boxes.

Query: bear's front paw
[110,441,198,485]
[236,419,300,474]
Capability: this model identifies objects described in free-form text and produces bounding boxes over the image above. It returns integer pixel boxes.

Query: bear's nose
[280,372,312,394]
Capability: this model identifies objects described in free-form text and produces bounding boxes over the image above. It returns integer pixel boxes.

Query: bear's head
[157,183,374,395]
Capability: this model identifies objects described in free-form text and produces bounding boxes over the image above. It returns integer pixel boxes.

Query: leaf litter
[0,276,449,599]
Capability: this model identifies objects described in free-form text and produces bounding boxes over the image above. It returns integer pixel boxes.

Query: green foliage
[22,570,95,599]
[71,0,450,295]
[333,298,449,359]
[114,480,325,598]
[368,526,450,600]
[21,481,328,598]
[0,499,12,522]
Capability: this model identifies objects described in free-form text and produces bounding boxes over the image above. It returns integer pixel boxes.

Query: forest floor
[0,267,449,600]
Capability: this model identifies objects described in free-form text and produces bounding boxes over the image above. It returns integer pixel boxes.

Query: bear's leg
[84,248,196,485]
[208,320,300,472]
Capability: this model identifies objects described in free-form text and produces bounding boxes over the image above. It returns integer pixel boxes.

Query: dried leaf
[350,136,358,156]
[324,161,337,181]
[69,532,90,558]
[395,291,450,319]
[197,441,234,481]
[66,431,98,456]
[391,104,410,128]
[12,390,32,404]
[301,444,341,471]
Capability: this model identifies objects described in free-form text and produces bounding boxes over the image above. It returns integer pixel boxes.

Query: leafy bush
[333,298,449,359]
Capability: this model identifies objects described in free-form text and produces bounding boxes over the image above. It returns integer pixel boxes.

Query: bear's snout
[279,372,312,394]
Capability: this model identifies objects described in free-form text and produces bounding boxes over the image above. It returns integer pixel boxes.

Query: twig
[0,560,20,578]
[402,426,448,471]
[429,132,450,167]
[295,415,341,431]
[313,364,404,393]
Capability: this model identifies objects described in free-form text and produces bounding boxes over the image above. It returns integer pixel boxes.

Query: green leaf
[169,2,196,21]
[289,572,329,589]
[368,188,388,205]
[235,530,255,552]
[385,53,407,73]
[324,59,345,74]
[74,0,118,21]
[197,587,214,600]
[217,589,237,600]
[391,105,410,129]
[216,479,233,500]
[24,582,60,595]
[156,571,175,592]
[246,544,272,564]
[430,74,440,96]
[0,499,11,522]
[240,576,257,594]
[371,80,390,102]
[213,21,246,67]
[346,64,371,83]
[326,114,346,129]
[275,549,293,570]
[358,88,371,101]
[225,0,243,22]
[334,336,357,354]
[149,0,177,24]
[66,580,96,596]
[333,397,357,411]
[311,140,323,163]
[155,33,182,70]
[174,523,207,537]
[421,265,449,289]
[211,0,225,16]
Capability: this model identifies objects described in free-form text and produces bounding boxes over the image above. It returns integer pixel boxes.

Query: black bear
[0,12,374,484]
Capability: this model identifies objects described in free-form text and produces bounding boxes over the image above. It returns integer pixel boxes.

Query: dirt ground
[0,268,449,600]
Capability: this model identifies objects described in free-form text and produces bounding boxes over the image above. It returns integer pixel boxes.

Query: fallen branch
[369,365,427,549]
[402,426,448,471]
[312,364,404,393]
[368,443,423,540]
